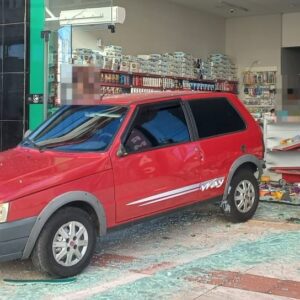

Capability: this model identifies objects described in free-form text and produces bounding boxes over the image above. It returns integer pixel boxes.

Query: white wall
[72,0,225,57]
[282,13,300,47]
[225,14,282,109]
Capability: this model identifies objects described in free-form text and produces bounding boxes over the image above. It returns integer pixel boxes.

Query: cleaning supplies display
[242,69,277,118]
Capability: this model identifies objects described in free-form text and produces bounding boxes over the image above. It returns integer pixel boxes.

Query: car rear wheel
[225,169,259,222]
[32,207,96,277]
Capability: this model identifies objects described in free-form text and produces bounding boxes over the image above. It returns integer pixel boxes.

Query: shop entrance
[30,0,118,129]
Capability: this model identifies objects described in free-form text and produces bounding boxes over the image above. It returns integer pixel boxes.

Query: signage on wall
[58,25,72,64]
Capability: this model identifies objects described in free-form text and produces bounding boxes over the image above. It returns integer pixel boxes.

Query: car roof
[94,91,231,106]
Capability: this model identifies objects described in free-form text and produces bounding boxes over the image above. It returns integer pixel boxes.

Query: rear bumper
[0,217,36,262]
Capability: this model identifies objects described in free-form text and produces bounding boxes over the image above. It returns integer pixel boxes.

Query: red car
[0,91,263,277]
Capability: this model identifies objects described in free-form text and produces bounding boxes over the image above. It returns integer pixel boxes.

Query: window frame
[186,97,247,141]
[121,99,195,155]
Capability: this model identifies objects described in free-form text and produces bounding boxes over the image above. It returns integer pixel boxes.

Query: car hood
[0,147,112,202]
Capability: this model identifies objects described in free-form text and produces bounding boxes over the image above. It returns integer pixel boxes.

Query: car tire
[225,169,259,222]
[31,207,96,277]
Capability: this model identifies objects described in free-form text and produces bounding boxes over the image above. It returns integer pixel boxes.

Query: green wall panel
[29,0,45,130]
[29,104,44,130]
[30,0,45,94]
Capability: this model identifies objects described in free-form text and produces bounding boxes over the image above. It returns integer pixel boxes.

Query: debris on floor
[0,203,299,299]
[260,179,300,205]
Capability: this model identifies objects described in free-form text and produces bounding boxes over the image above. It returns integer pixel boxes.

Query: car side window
[189,97,246,139]
[125,101,190,153]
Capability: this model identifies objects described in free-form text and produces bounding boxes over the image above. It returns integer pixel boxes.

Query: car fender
[222,154,263,202]
[22,191,107,260]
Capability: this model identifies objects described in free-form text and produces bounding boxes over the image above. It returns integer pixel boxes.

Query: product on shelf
[72,48,104,66]
[136,52,194,78]
[243,71,276,85]
[189,81,215,91]
[242,69,277,119]
[59,47,239,104]
[131,87,160,93]
[260,180,300,205]
[99,86,124,95]
[205,53,237,81]
[103,45,123,71]
[71,46,237,85]
[272,135,300,151]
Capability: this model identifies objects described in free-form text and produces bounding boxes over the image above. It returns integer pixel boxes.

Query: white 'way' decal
[199,177,225,192]
[127,177,225,207]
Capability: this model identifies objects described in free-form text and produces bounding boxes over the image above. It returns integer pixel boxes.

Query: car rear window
[188,97,246,139]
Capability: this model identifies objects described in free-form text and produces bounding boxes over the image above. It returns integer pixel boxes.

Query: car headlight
[0,203,9,223]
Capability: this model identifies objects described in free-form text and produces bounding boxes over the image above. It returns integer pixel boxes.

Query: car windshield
[21,105,128,152]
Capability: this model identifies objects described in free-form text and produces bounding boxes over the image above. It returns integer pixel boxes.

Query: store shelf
[263,118,300,177]
[100,69,238,92]
[246,105,274,107]
[216,79,239,84]
[132,72,164,78]
[99,69,130,75]
[99,82,131,88]
[132,85,162,90]
[60,64,239,102]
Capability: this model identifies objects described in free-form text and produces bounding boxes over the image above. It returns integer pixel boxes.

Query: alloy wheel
[52,221,89,267]
[234,180,255,213]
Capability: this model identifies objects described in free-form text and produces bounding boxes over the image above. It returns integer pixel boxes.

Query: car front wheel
[225,169,259,222]
[32,207,96,277]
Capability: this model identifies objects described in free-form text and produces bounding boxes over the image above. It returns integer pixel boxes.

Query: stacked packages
[71,46,237,81]
[205,54,237,80]
[72,48,104,66]
[136,52,195,78]
[103,45,123,70]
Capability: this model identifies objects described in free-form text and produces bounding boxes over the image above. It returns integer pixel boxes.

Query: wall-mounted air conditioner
[59,6,126,27]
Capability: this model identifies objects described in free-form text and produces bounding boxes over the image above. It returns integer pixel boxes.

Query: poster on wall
[58,25,72,64]
[57,25,72,106]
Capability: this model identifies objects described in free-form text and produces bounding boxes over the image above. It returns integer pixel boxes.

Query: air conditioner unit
[59,6,126,26]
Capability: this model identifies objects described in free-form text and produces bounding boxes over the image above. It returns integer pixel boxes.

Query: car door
[110,100,203,223]
[183,94,248,201]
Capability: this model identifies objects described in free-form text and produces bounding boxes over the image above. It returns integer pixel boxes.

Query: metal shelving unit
[242,67,277,121]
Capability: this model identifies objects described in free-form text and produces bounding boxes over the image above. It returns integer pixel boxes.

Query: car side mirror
[116,143,128,158]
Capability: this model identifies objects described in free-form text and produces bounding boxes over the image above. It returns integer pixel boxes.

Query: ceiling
[167,0,300,18]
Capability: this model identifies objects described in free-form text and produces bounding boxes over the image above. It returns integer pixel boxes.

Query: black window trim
[187,97,248,141]
[120,99,194,155]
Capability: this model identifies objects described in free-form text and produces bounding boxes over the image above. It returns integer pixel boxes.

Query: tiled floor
[0,202,299,299]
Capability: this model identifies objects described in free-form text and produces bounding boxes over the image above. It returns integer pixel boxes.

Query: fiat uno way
[0,91,264,277]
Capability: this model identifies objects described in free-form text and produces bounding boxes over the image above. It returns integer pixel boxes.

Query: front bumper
[0,217,36,262]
